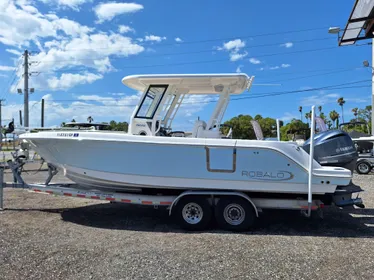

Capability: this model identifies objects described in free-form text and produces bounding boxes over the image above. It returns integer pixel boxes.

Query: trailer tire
[215,197,256,231]
[356,161,371,175]
[174,196,212,231]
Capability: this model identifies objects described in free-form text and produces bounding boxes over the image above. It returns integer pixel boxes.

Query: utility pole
[23,50,29,129]
[372,38,374,135]
[0,100,3,148]
[19,110,23,126]
[41,98,44,127]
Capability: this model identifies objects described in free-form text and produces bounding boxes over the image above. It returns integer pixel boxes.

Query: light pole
[329,27,374,135]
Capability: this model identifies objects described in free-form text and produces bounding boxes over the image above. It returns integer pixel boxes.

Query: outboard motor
[303,130,364,208]
[302,130,358,173]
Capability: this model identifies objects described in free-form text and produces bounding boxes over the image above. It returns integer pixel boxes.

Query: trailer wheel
[356,161,371,175]
[215,197,256,231]
[174,196,212,231]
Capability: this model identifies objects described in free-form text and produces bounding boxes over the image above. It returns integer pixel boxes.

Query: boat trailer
[0,154,364,231]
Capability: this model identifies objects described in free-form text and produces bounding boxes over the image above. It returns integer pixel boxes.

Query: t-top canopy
[339,0,374,46]
[122,73,253,95]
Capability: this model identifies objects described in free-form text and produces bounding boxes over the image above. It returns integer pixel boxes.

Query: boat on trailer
[15,73,364,231]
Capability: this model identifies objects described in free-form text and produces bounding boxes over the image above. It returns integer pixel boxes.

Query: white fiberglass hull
[21,131,352,195]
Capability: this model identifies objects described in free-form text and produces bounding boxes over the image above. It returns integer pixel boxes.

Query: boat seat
[191,120,207,138]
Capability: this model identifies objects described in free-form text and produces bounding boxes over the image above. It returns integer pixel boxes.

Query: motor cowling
[302,130,358,172]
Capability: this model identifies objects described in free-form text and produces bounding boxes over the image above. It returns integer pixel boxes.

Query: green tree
[352,107,358,121]
[326,119,333,129]
[357,105,372,131]
[71,119,76,123]
[305,112,311,126]
[87,116,94,123]
[329,110,340,128]
[223,114,255,139]
[298,106,303,120]
[258,117,277,137]
[337,97,346,123]
[254,114,262,121]
[280,119,309,141]
[61,122,66,127]
[108,120,129,132]
[318,105,322,115]
[319,112,327,122]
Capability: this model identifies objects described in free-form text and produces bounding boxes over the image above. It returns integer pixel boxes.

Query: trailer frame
[0,157,329,231]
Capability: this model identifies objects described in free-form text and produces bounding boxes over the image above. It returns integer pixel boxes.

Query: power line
[261,67,363,83]
[0,58,22,101]
[42,26,334,55]
[35,46,348,73]
[246,79,370,97]
[39,45,339,65]
[34,66,369,94]
[42,80,371,107]
[38,36,336,61]
[35,65,366,93]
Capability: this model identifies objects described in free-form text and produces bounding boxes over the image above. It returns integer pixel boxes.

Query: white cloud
[216,39,247,62]
[0,1,93,46]
[236,65,243,73]
[0,65,15,71]
[144,35,166,42]
[301,92,340,106]
[280,42,293,48]
[345,97,369,103]
[249,58,261,64]
[175,37,183,43]
[53,18,94,37]
[230,51,248,62]
[32,32,145,76]
[6,49,22,56]
[301,93,368,108]
[20,4,39,13]
[118,25,134,33]
[280,112,300,122]
[145,47,156,53]
[39,0,91,11]
[219,39,245,52]
[261,64,291,71]
[178,95,215,118]
[26,93,140,126]
[94,2,144,23]
[47,72,103,90]
[2,92,214,128]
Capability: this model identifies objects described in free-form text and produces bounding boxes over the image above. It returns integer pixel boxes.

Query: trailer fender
[169,191,259,217]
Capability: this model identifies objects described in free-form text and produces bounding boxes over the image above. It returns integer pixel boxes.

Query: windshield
[136,85,168,119]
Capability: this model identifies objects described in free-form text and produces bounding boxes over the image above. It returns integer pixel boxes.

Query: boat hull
[22,131,352,194]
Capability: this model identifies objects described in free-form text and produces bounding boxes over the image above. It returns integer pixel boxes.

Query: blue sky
[0,0,372,129]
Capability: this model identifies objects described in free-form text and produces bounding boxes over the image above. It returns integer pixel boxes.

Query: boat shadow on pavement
[46,202,374,238]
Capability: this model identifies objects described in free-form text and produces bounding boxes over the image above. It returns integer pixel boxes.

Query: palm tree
[329,110,340,128]
[87,116,94,123]
[318,105,323,117]
[61,122,66,127]
[298,106,303,121]
[337,97,346,123]
[326,120,333,129]
[352,107,358,121]
[305,112,311,126]
[71,119,76,123]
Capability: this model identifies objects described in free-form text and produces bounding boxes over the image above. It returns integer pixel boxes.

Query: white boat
[20,73,360,201]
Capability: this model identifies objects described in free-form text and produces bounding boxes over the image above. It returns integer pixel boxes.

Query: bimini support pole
[307,106,316,217]
[276,119,281,141]
[0,167,3,210]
